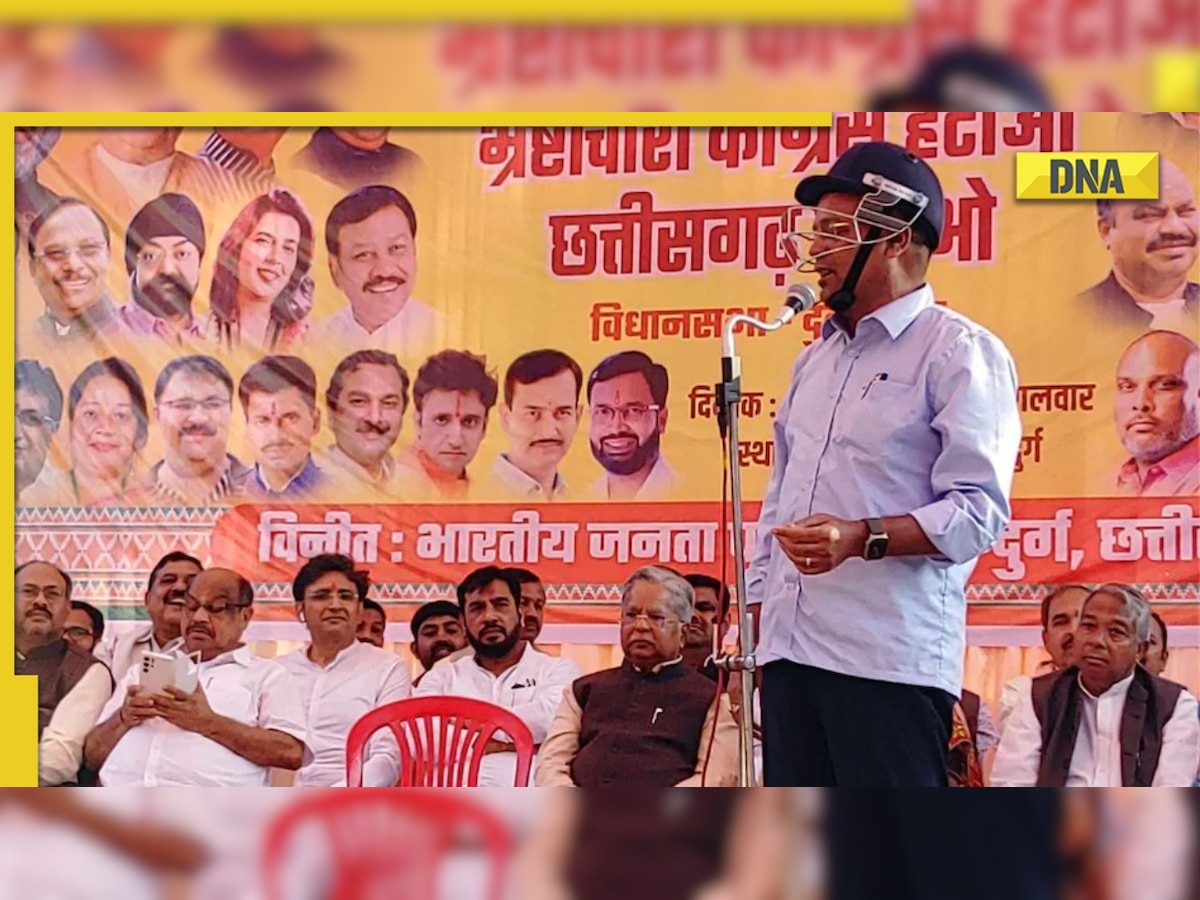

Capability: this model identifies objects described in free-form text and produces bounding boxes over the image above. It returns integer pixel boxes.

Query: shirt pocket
[837,380,922,453]
[205,679,257,726]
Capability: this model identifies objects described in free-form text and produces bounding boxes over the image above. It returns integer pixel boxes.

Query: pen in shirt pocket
[861,372,889,399]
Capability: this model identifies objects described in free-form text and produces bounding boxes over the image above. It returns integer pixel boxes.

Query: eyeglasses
[160,398,230,415]
[590,404,660,427]
[63,626,94,641]
[136,246,198,267]
[34,243,107,265]
[620,611,681,630]
[184,599,252,616]
[16,409,57,429]
[20,584,65,603]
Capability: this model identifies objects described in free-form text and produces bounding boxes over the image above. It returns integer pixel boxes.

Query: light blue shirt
[746,284,1021,696]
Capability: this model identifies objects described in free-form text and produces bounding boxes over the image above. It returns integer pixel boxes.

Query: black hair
[238,355,318,413]
[70,599,105,642]
[684,573,731,618]
[413,350,498,414]
[16,359,63,427]
[455,566,523,611]
[325,184,418,256]
[15,560,72,600]
[586,350,669,407]
[361,597,386,620]
[1040,583,1090,630]
[292,553,370,604]
[68,357,150,447]
[325,349,409,413]
[27,196,110,259]
[154,355,234,404]
[148,551,203,592]
[410,600,462,635]
[503,349,582,407]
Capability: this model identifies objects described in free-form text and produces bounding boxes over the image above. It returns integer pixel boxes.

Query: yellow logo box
[1015,152,1160,200]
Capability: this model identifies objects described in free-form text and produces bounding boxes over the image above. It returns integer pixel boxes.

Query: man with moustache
[998,584,1091,731]
[432,567,543,670]
[1075,159,1199,336]
[317,350,416,499]
[415,566,580,786]
[494,350,583,501]
[25,197,126,346]
[754,142,1021,787]
[15,561,113,785]
[95,551,202,685]
[1110,330,1199,497]
[15,359,64,503]
[404,349,498,498]
[84,567,310,787]
[993,584,1199,786]
[357,598,388,648]
[409,600,468,685]
[119,193,207,346]
[135,355,250,506]
[238,355,327,500]
[278,554,411,787]
[321,186,443,353]
[294,128,423,191]
[586,350,681,501]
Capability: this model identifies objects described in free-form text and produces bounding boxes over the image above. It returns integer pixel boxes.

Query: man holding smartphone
[84,567,310,786]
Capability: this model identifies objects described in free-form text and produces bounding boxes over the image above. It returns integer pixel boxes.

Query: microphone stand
[715,311,794,787]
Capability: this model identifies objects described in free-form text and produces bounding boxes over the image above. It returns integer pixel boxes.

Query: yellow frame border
[2,109,833,786]
[5,1,909,23]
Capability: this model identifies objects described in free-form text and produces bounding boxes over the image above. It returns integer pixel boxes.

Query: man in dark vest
[993,583,1199,786]
[536,565,738,787]
[14,560,112,785]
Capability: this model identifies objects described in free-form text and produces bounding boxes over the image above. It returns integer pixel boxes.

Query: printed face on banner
[29,204,111,319]
[238,211,301,304]
[1100,161,1198,292]
[329,363,406,467]
[415,389,487,476]
[155,370,234,470]
[69,374,143,483]
[329,205,417,322]
[245,387,320,485]
[133,236,202,320]
[15,386,56,492]
[500,370,580,472]
[1113,332,1200,464]
[588,371,666,477]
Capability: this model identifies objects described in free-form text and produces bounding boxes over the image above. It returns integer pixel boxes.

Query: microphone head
[785,283,818,313]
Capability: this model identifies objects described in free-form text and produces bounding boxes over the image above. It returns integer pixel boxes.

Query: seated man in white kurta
[83,567,310,786]
[414,566,580,786]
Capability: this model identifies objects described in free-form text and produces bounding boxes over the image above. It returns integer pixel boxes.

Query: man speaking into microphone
[747,141,1021,787]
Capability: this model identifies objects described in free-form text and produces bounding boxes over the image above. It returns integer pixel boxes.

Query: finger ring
[804,557,811,568]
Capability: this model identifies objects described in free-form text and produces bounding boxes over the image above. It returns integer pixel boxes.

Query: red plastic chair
[261,788,513,900]
[345,696,535,787]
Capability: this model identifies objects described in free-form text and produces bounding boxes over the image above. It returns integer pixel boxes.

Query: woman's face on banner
[237,211,301,303]
[70,374,141,481]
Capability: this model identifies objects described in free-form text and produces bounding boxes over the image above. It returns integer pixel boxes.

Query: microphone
[722,283,818,359]
[776,282,819,326]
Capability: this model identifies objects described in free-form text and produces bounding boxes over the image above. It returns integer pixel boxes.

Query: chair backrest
[261,789,513,900]
[345,696,535,787]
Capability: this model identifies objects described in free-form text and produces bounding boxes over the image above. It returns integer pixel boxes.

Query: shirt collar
[1078,669,1135,701]
[493,453,567,498]
[253,455,322,495]
[301,639,364,670]
[151,454,248,505]
[120,299,202,343]
[822,283,935,341]
[199,131,276,179]
[323,444,395,485]
[629,656,684,675]
[1117,436,1199,492]
[200,644,252,670]
[43,295,119,339]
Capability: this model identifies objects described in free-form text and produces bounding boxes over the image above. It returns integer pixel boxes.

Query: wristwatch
[863,518,889,560]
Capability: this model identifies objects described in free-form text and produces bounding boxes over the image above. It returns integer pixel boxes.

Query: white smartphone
[138,650,201,694]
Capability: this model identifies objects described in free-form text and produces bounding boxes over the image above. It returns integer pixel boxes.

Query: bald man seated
[1111,330,1199,497]
[83,567,310,786]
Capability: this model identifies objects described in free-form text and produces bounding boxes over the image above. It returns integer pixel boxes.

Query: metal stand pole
[715,355,757,787]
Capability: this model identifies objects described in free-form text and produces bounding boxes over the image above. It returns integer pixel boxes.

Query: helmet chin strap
[826,225,882,313]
